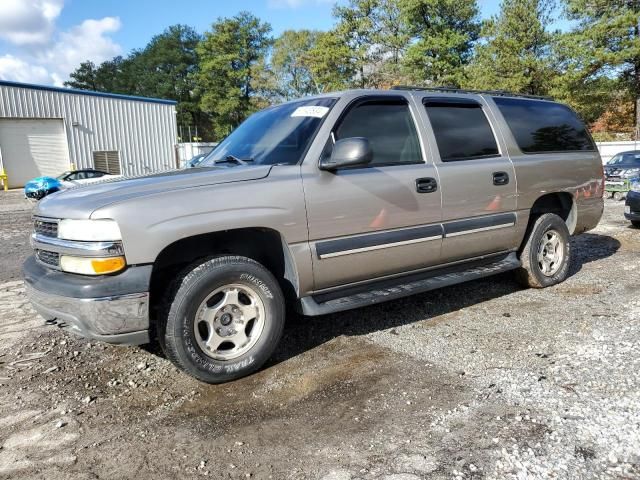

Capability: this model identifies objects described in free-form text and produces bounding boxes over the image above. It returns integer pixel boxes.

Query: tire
[613,191,624,201]
[515,213,571,289]
[632,220,640,228]
[160,256,285,384]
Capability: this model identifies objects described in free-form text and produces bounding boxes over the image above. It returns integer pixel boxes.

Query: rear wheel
[160,256,285,383]
[516,213,571,288]
[632,220,640,228]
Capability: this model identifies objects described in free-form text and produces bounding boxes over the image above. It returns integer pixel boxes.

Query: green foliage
[271,29,322,98]
[63,0,640,140]
[65,56,133,93]
[65,25,211,140]
[374,0,411,86]
[332,0,383,88]
[197,12,272,138]
[464,0,557,95]
[561,0,640,135]
[129,25,204,135]
[401,0,481,87]
[306,31,356,92]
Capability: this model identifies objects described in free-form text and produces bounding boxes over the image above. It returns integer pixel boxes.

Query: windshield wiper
[214,154,254,166]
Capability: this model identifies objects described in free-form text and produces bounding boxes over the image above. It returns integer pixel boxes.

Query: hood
[36,165,272,219]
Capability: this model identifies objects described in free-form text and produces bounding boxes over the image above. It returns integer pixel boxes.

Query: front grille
[36,250,60,267]
[34,218,58,238]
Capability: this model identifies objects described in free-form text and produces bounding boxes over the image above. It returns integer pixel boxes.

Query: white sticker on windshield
[291,106,329,118]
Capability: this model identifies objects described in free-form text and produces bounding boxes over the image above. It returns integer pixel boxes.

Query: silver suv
[24,87,604,383]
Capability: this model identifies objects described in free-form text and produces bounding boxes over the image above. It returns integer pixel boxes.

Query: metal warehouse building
[0,80,177,188]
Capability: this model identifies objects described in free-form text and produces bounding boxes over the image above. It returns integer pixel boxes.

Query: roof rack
[390,85,552,101]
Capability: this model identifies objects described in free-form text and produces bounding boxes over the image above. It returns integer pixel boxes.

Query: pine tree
[465,0,557,95]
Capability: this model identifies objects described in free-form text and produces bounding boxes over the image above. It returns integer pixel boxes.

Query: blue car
[24,169,111,200]
[24,176,63,200]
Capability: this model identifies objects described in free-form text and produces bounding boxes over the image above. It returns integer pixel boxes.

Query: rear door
[418,96,518,263]
[302,94,443,290]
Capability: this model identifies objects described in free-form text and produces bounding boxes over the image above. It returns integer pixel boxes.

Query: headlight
[59,255,126,275]
[58,219,122,241]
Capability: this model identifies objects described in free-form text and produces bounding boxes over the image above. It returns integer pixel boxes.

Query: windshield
[56,171,71,180]
[200,98,336,167]
[608,153,640,165]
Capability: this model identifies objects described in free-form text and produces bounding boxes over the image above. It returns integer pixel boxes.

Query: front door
[302,95,443,290]
[418,95,518,263]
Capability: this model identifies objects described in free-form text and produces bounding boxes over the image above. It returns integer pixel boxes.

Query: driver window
[329,99,423,167]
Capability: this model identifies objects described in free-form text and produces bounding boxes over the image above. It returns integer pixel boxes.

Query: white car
[57,169,120,187]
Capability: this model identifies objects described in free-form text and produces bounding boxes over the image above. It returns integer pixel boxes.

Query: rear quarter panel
[484,96,604,236]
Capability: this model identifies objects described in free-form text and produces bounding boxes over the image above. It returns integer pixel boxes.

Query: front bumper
[625,190,640,221]
[23,256,152,345]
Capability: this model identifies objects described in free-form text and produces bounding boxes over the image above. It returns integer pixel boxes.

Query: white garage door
[0,119,71,188]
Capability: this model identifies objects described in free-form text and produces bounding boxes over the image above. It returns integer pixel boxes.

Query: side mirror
[319,137,373,171]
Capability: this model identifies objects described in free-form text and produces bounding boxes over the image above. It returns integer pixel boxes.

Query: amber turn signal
[59,255,126,275]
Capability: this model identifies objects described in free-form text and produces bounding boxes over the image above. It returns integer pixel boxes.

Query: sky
[0,0,564,88]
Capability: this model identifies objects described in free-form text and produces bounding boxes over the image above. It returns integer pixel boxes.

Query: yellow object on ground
[0,170,7,191]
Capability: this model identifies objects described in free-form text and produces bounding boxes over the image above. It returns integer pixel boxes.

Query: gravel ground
[0,190,638,479]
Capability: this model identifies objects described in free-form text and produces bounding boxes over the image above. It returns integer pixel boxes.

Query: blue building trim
[0,79,177,105]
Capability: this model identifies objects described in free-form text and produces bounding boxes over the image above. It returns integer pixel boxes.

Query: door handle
[416,177,438,193]
[493,171,509,186]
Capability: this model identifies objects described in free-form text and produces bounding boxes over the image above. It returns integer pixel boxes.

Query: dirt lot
[0,190,638,480]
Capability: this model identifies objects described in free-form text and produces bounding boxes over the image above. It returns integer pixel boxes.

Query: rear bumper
[23,256,152,345]
[625,191,640,221]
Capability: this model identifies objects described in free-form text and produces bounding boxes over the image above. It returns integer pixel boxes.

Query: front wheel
[631,220,640,228]
[161,256,285,383]
[515,213,571,288]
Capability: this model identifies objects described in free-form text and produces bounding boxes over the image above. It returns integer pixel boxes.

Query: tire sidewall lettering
[239,273,274,299]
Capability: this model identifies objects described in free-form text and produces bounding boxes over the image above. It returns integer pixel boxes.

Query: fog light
[60,256,126,275]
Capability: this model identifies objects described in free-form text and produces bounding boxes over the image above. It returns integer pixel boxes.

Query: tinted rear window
[424,100,499,162]
[494,97,595,153]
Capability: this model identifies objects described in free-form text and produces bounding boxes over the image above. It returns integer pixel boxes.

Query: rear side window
[335,99,422,166]
[423,99,499,162]
[493,97,595,153]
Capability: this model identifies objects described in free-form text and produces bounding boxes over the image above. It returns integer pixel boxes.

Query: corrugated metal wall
[0,83,177,177]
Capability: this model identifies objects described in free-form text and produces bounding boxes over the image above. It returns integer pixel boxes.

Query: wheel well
[521,192,576,250]
[148,228,297,328]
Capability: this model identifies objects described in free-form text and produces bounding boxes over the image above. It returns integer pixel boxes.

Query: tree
[465,0,557,95]
[332,0,383,88]
[401,0,481,87]
[64,56,133,93]
[562,0,640,139]
[197,12,272,138]
[129,25,206,139]
[272,30,322,99]
[374,0,411,86]
[65,25,212,140]
[590,91,636,141]
[65,61,100,91]
[306,31,356,92]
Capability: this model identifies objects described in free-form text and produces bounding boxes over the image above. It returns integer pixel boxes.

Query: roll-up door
[0,119,70,188]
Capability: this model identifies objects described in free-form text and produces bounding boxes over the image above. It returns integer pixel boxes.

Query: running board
[299,252,520,316]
